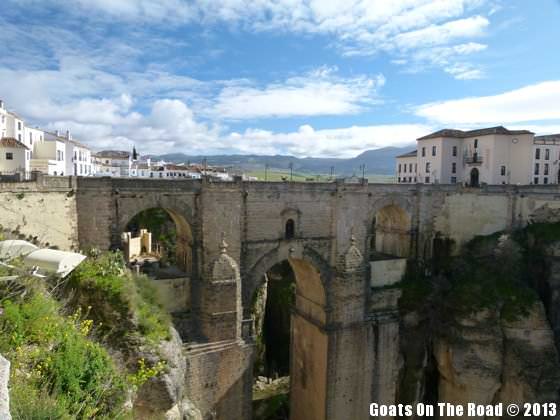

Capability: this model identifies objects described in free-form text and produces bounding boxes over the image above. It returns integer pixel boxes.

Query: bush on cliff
[0,250,172,418]
[399,228,539,323]
[0,288,127,419]
[64,250,171,347]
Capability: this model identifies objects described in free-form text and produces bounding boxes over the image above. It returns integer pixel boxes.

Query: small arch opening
[285,219,295,239]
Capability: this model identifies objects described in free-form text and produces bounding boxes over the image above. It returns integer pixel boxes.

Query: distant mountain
[148,146,415,176]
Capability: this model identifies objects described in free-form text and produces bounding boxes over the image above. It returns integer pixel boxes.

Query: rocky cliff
[397,225,560,417]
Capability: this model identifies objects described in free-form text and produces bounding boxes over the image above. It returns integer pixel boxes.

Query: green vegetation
[247,169,394,183]
[66,250,171,346]
[399,262,433,313]
[0,250,172,419]
[399,225,546,323]
[247,170,329,182]
[0,288,126,419]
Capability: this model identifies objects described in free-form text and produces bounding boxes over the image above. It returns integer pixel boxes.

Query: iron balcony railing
[464,153,483,165]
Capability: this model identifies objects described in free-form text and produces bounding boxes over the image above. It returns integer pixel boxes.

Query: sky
[1,0,560,158]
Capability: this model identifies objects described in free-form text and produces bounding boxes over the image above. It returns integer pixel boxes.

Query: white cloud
[224,123,428,158]
[8,0,492,77]
[211,69,385,119]
[416,80,560,124]
[393,15,488,50]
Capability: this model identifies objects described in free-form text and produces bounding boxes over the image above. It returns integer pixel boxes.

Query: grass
[0,289,127,419]
[247,170,329,182]
[247,169,395,183]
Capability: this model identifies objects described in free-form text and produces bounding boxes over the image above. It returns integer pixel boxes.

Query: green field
[247,170,395,183]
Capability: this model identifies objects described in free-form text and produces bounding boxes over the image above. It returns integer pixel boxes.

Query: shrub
[65,251,170,347]
[0,292,127,419]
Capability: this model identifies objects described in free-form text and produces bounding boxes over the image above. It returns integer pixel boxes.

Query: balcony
[464,153,483,165]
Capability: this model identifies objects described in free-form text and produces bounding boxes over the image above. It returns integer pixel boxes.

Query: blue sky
[1,0,559,157]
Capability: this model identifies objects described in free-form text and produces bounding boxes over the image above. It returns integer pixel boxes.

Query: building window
[451,176,457,184]
[432,145,436,156]
[29,132,32,142]
[17,121,22,130]
[425,162,430,173]
[452,146,457,157]
[285,219,295,239]
[398,163,401,173]
[544,177,549,185]
[414,163,417,173]
[421,147,426,157]
[408,177,412,182]
[18,134,21,141]
[409,163,412,172]
[474,139,478,148]
[452,162,456,174]
[534,177,539,184]
[545,163,549,175]
[397,177,401,183]
[425,176,430,183]
[536,148,541,160]
[501,165,506,176]
[6,152,13,160]
[546,149,550,160]
[535,163,540,175]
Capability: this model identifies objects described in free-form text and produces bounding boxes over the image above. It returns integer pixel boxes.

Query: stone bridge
[2,175,560,419]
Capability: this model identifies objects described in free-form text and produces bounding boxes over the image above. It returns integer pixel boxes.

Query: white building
[44,130,93,176]
[30,135,67,176]
[395,126,557,186]
[531,134,560,185]
[93,150,132,177]
[1,100,94,178]
[0,137,29,175]
[395,150,417,184]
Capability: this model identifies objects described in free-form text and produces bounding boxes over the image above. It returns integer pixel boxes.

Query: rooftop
[95,150,130,159]
[43,130,90,149]
[418,126,533,141]
[0,137,28,149]
[535,134,560,141]
[396,150,417,158]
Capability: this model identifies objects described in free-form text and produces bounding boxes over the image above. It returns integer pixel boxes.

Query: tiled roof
[95,150,130,159]
[396,150,417,158]
[418,126,533,141]
[0,137,28,149]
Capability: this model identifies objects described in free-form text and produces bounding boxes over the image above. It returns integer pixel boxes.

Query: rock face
[0,354,11,420]
[434,309,503,416]
[133,327,202,420]
[399,303,560,418]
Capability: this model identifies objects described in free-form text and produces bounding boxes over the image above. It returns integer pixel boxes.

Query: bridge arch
[119,200,195,276]
[369,197,413,258]
[246,243,331,420]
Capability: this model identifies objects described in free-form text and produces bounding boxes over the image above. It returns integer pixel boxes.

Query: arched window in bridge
[285,219,295,239]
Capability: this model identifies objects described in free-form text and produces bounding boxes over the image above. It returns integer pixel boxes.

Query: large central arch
[247,242,330,420]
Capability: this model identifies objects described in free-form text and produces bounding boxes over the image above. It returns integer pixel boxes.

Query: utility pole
[289,162,293,182]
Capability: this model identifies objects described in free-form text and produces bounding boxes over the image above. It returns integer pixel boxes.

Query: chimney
[55,129,60,137]
[0,100,4,110]
[66,130,72,140]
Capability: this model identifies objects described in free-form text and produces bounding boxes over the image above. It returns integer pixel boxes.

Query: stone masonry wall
[0,175,78,249]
